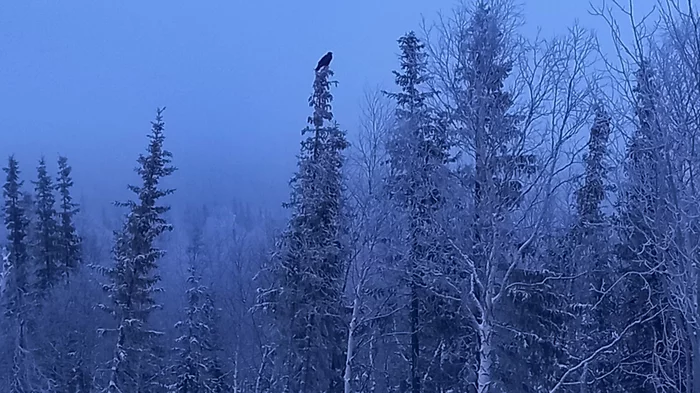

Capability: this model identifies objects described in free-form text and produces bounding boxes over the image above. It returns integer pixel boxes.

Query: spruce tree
[97,107,176,393]
[33,157,60,293]
[615,61,675,392]
[538,104,616,392]
[56,156,81,278]
[576,105,612,230]
[257,61,349,393]
[3,155,33,392]
[384,31,465,393]
[35,155,87,393]
[568,104,618,391]
[171,263,227,393]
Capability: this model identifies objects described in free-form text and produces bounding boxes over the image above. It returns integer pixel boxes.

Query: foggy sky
[0,0,652,214]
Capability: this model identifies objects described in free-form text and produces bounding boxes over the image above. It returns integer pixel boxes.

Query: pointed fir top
[34,155,61,292]
[576,103,611,225]
[3,155,22,194]
[57,156,75,192]
[385,31,432,112]
[2,155,28,276]
[471,1,501,43]
[632,60,659,139]
[56,155,79,215]
[307,67,336,131]
[34,156,55,201]
[395,31,427,82]
[36,156,48,175]
[3,156,25,219]
[138,107,176,193]
[122,107,176,213]
[463,0,514,83]
[626,60,661,172]
[590,104,611,142]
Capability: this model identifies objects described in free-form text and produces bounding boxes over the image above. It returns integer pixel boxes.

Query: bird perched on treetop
[315,51,333,72]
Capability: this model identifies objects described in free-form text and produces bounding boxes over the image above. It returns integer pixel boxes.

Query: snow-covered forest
[6,0,700,391]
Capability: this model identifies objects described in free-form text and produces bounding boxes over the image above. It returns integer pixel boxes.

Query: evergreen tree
[495,267,570,392]
[171,263,227,393]
[29,156,88,393]
[573,105,613,289]
[3,155,33,392]
[615,60,679,392]
[19,194,36,255]
[257,61,349,393]
[576,105,612,230]
[33,157,60,293]
[56,155,82,278]
[493,105,615,390]
[46,157,88,393]
[568,104,619,392]
[97,108,176,393]
[384,31,467,393]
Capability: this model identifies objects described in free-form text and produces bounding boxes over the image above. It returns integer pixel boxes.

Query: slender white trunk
[0,249,9,295]
[693,342,700,393]
[233,346,240,393]
[578,362,588,393]
[477,319,494,393]
[254,346,269,393]
[344,296,360,393]
[14,318,31,392]
[368,337,376,393]
[694,268,700,393]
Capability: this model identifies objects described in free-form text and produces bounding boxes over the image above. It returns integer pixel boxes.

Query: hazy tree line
[4,0,700,392]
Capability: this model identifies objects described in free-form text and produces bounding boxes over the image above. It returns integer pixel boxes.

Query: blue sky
[0,0,653,211]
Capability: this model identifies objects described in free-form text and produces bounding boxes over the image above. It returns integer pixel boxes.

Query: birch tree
[422,1,608,391]
[652,3,700,390]
[342,86,409,393]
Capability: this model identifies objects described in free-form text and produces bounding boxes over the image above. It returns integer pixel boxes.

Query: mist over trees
[5,0,700,392]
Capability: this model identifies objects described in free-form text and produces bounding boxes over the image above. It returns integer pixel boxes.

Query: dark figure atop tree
[315,51,333,72]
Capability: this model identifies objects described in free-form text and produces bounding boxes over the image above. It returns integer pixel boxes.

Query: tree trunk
[233,346,240,393]
[578,362,588,393]
[410,281,420,393]
[344,296,360,393]
[14,318,31,392]
[694,269,700,393]
[369,336,377,393]
[254,346,270,393]
[477,318,494,393]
